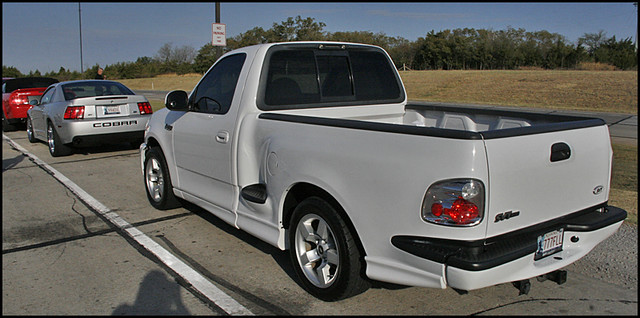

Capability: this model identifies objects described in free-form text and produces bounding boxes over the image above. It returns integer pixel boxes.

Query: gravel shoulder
[566,222,638,290]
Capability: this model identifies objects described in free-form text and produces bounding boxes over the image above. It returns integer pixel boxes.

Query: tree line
[3,16,637,80]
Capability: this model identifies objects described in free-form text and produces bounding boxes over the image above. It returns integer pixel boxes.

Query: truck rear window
[259,44,404,110]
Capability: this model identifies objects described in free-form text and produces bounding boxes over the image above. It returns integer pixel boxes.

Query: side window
[191,53,246,114]
[39,87,55,105]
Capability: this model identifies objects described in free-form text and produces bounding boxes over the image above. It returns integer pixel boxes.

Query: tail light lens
[138,102,153,115]
[422,179,485,226]
[64,106,85,119]
[11,95,29,105]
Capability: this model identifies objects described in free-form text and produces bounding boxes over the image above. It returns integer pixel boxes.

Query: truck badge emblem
[495,210,520,223]
[593,185,604,195]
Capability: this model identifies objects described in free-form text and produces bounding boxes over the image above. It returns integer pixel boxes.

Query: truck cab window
[318,55,353,98]
[191,53,246,114]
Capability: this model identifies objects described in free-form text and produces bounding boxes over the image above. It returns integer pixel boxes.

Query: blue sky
[2,2,637,74]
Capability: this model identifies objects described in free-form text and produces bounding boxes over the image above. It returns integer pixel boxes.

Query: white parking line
[3,135,253,316]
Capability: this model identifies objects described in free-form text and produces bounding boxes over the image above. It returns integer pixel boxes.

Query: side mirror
[29,99,39,106]
[165,90,189,110]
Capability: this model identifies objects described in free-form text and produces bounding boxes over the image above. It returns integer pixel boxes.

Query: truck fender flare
[281,182,367,258]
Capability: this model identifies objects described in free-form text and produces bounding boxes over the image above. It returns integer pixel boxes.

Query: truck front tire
[144,147,181,210]
[289,197,370,301]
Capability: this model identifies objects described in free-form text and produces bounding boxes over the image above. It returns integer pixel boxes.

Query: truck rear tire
[144,147,181,210]
[289,197,369,301]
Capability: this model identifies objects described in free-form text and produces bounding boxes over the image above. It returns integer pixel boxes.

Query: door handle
[216,131,229,143]
[550,142,571,162]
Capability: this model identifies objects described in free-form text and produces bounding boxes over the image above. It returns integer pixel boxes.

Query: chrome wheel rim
[47,125,55,153]
[294,213,340,288]
[26,118,33,140]
[145,157,164,202]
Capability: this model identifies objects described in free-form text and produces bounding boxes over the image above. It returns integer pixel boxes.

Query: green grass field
[126,70,637,224]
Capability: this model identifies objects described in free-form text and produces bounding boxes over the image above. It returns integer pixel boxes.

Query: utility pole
[634,2,638,50]
[79,3,84,74]
[212,2,226,48]
[215,2,220,23]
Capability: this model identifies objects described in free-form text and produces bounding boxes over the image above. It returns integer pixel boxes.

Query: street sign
[212,23,226,46]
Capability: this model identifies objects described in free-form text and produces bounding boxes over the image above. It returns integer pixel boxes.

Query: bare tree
[155,42,196,64]
[173,46,197,64]
[578,30,608,55]
[156,43,173,63]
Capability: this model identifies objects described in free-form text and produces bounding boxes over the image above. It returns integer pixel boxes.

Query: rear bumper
[70,131,144,147]
[57,116,150,145]
[5,105,31,122]
[392,204,627,290]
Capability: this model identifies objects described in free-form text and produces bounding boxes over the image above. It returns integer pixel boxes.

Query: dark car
[2,77,59,131]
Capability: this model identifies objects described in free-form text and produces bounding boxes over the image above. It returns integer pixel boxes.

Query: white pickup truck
[140,42,627,301]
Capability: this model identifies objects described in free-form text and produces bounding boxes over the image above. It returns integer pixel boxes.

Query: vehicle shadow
[24,138,139,157]
[182,200,295,277]
[181,200,409,295]
[72,142,140,155]
[175,200,293,315]
[112,270,191,315]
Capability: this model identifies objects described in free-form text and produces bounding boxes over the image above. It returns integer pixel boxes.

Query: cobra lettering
[93,120,138,128]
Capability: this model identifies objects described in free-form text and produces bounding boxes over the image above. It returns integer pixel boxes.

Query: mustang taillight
[138,102,153,115]
[422,179,484,226]
[11,95,29,105]
[64,106,85,119]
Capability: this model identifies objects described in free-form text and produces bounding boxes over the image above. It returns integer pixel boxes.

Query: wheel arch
[282,182,367,258]
[145,135,161,149]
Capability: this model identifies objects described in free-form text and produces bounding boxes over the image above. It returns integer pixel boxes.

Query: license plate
[104,105,121,115]
[535,228,564,260]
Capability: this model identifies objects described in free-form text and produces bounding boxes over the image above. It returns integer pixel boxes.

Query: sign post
[212,23,226,47]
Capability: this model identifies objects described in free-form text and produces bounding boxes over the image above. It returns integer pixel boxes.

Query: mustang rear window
[61,82,135,100]
[259,44,404,110]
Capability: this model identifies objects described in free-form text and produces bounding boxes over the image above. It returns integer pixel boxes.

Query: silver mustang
[26,80,153,157]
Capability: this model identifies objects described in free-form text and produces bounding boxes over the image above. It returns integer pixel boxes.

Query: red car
[2,77,58,131]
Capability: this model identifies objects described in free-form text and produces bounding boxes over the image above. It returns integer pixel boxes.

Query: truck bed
[262,103,606,140]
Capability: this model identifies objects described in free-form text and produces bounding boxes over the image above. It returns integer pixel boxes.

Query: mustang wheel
[26,117,36,143]
[47,122,71,157]
[289,197,369,301]
[144,147,181,210]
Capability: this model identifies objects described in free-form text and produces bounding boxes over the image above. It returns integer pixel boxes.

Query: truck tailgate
[483,124,612,238]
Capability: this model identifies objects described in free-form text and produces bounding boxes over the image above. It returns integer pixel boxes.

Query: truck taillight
[422,179,484,226]
[138,102,153,115]
[64,106,85,119]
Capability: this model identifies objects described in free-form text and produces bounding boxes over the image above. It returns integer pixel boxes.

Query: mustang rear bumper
[392,204,627,290]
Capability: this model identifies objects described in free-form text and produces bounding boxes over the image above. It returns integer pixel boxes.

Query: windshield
[61,81,135,100]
